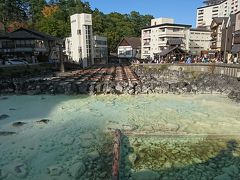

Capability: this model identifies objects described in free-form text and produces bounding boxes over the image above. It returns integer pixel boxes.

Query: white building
[189,28,211,55]
[117,37,141,60]
[196,0,240,28]
[141,18,191,60]
[65,13,94,68]
[93,35,108,64]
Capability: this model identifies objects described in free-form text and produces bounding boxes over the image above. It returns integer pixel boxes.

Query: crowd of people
[133,55,240,64]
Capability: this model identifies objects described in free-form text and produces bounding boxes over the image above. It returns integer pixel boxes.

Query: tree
[0,0,28,31]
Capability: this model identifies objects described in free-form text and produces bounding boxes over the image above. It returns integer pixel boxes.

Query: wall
[132,63,240,78]
[118,46,133,58]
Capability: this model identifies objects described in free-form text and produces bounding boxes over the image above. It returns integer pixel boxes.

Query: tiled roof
[119,37,141,49]
[9,28,57,40]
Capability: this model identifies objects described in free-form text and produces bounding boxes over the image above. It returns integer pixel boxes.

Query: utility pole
[59,41,65,73]
[223,16,230,63]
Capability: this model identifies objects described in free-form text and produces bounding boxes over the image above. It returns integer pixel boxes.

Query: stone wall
[0,65,240,102]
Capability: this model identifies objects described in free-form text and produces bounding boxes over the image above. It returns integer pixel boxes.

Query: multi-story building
[189,28,211,55]
[0,28,57,62]
[141,18,191,60]
[232,11,240,57]
[93,35,108,64]
[210,17,227,52]
[196,0,240,28]
[65,13,94,68]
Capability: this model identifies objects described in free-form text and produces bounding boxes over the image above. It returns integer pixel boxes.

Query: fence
[132,63,240,78]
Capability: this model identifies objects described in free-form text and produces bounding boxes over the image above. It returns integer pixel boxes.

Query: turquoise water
[0,94,239,179]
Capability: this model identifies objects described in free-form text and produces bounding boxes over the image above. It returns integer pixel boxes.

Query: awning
[231,44,240,53]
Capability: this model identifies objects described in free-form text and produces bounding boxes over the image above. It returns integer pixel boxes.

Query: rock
[80,133,95,140]
[129,153,137,165]
[165,123,180,131]
[132,170,160,180]
[0,114,9,120]
[36,119,50,124]
[48,165,63,176]
[8,162,28,178]
[0,168,8,179]
[69,162,86,178]
[163,162,172,169]
[213,173,231,180]
[80,141,92,148]
[0,131,16,136]
[222,165,239,176]
[115,83,124,93]
[88,150,100,160]
[9,108,16,111]
[122,124,138,131]
[99,171,107,178]
[1,97,8,100]
[12,122,27,127]
[61,136,75,146]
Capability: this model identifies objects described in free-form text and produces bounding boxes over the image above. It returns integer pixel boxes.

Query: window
[173,28,180,32]
[160,28,165,32]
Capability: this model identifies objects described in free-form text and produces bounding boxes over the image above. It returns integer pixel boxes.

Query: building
[221,14,236,62]
[196,0,240,28]
[117,37,141,60]
[189,28,211,55]
[210,15,235,60]
[210,17,227,52]
[232,11,240,57]
[0,28,57,62]
[141,18,191,60]
[93,35,108,64]
[65,13,94,68]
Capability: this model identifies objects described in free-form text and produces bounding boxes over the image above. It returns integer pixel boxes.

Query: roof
[118,37,141,49]
[167,39,184,45]
[0,32,9,39]
[9,28,57,41]
[142,23,192,30]
[158,47,186,56]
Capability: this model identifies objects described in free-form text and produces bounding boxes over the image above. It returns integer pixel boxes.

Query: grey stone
[69,162,86,178]
[48,165,63,176]
[0,114,9,120]
[88,150,100,160]
[129,153,137,165]
[222,165,239,176]
[132,170,160,180]
[213,173,231,180]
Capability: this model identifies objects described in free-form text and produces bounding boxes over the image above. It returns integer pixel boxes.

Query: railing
[132,63,240,78]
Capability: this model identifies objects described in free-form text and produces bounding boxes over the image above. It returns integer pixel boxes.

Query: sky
[84,0,204,27]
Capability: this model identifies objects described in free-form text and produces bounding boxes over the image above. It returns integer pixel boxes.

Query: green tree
[0,0,28,31]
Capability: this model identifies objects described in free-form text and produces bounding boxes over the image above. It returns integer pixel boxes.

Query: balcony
[158,32,185,38]
[143,51,150,54]
[143,42,151,46]
[142,34,151,39]
[210,44,217,49]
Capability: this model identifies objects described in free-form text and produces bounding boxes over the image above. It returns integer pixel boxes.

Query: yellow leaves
[42,5,59,18]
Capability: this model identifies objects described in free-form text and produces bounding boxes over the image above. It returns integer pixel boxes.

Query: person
[233,56,238,64]
[186,56,192,64]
